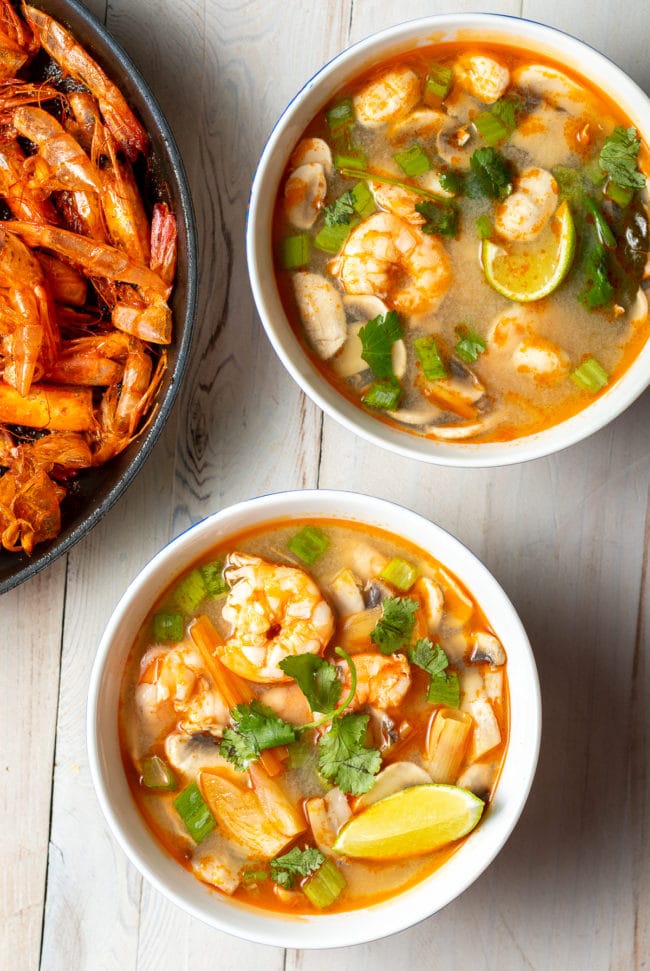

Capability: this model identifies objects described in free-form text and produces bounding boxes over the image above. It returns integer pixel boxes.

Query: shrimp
[0,138,57,222]
[136,643,231,737]
[353,65,421,127]
[284,162,327,230]
[23,4,148,160]
[331,211,452,316]
[455,54,510,104]
[0,0,37,79]
[0,226,59,395]
[494,168,559,242]
[337,652,411,711]
[13,105,101,192]
[219,552,335,683]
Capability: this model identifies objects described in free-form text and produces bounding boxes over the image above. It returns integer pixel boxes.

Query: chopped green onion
[474,111,509,146]
[199,560,228,597]
[427,670,461,707]
[604,179,634,208]
[173,782,216,843]
[475,214,493,239]
[302,857,347,909]
[287,525,330,565]
[153,612,184,643]
[280,234,310,269]
[380,557,419,591]
[454,325,487,364]
[326,98,354,131]
[350,180,375,217]
[173,569,207,615]
[583,157,607,187]
[570,356,609,392]
[425,63,453,100]
[393,144,431,177]
[414,336,447,380]
[141,755,177,790]
[314,221,354,254]
[584,198,616,249]
[362,377,402,411]
[334,149,367,171]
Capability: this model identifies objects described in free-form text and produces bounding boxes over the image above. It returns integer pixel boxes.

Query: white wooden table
[2,0,649,968]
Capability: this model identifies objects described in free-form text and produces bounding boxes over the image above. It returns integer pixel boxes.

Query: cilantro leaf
[439,170,465,195]
[279,654,342,714]
[599,126,646,191]
[490,95,520,133]
[219,701,297,770]
[409,638,460,708]
[323,190,356,227]
[317,713,381,795]
[454,325,486,364]
[466,148,513,200]
[414,200,458,237]
[370,597,418,655]
[270,846,325,889]
[358,310,403,378]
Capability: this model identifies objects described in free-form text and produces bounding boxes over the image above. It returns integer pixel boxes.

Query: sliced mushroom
[289,136,333,176]
[363,577,393,608]
[426,417,493,441]
[389,107,446,141]
[417,358,486,420]
[469,631,506,666]
[421,169,457,199]
[191,842,245,895]
[367,707,398,752]
[456,761,497,800]
[629,286,648,324]
[164,731,229,776]
[343,294,390,321]
[512,64,593,115]
[437,118,478,169]
[284,162,327,229]
[292,271,347,359]
[484,669,504,705]
[328,567,365,617]
[388,399,444,426]
[305,788,351,855]
[354,761,432,811]
[464,697,501,761]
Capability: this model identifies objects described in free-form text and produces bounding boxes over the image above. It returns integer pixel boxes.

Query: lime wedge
[482,199,576,302]
[332,784,484,860]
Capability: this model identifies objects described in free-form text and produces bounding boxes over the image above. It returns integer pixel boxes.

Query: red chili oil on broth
[119,518,510,915]
[272,43,650,444]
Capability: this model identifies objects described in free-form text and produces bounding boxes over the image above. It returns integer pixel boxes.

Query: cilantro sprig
[317,712,382,795]
[270,846,325,888]
[279,653,342,714]
[409,638,460,708]
[358,310,403,378]
[323,190,356,227]
[219,700,297,771]
[599,126,646,191]
[370,596,418,655]
[414,199,458,237]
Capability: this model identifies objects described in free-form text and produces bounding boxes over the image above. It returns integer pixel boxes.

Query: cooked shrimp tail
[22,4,149,160]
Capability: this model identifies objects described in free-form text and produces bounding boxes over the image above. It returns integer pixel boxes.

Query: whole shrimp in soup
[219,552,334,682]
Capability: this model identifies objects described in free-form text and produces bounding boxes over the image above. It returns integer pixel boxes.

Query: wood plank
[0,562,66,971]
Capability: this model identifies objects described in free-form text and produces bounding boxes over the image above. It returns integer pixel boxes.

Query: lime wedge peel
[482,199,576,303]
[332,783,485,860]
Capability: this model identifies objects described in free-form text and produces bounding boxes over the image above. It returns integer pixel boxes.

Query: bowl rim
[87,488,541,948]
[246,11,650,469]
[0,0,198,596]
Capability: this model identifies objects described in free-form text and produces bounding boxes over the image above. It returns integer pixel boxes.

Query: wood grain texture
[1,0,648,968]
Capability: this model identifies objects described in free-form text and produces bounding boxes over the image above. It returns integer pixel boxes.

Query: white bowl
[87,490,541,948]
[246,14,650,467]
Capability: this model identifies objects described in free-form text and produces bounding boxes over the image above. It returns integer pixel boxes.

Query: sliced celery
[287,526,330,565]
[604,179,634,208]
[350,180,375,217]
[173,782,216,843]
[280,234,310,269]
[362,378,402,411]
[425,63,453,100]
[475,214,493,239]
[326,98,354,131]
[414,336,446,380]
[393,144,431,177]
[474,111,509,146]
[200,560,228,597]
[173,569,207,614]
[302,857,347,909]
[153,612,184,643]
[570,357,609,392]
[380,557,419,591]
[314,221,353,254]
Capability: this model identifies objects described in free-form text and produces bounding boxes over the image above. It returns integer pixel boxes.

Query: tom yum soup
[273,45,650,442]
[119,520,509,914]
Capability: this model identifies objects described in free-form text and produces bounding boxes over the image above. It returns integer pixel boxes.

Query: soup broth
[119,518,509,915]
[272,43,650,443]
